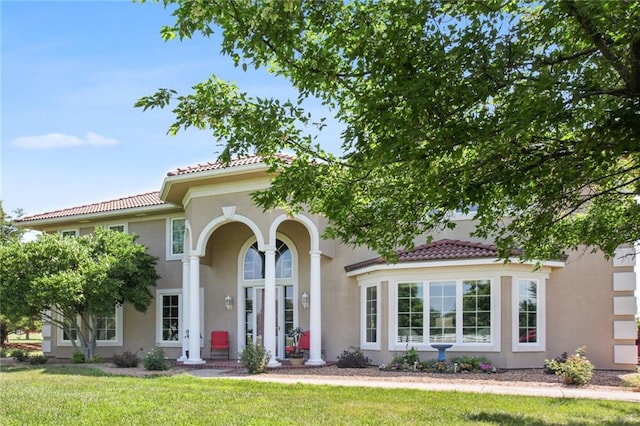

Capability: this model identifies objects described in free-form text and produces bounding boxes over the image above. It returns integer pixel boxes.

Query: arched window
[243,239,292,280]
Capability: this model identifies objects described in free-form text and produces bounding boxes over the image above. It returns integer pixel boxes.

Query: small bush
[0,347,8,357]
[545,346,594,386]
[452,356,493,373]
[544,352,568,374]
[390,346,421,369]
[71,351,86,364]
[11,349,28,362]
[113,351,140,368]
[336,347,370,368]
[29,355,48,365]
[143,347,169,371]
[239,341,270,374]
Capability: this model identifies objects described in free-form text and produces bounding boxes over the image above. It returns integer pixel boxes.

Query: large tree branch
[563,1,631,86]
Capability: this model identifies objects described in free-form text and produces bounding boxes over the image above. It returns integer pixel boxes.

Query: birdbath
[430,343,453,362]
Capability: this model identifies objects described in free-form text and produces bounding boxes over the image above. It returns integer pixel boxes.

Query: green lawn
[7,332,43,345]
[1,365,638,425]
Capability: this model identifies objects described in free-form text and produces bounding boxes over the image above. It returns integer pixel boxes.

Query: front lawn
[1,365,638,425]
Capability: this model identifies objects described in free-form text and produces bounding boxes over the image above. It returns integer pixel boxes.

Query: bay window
[392,277,498,351]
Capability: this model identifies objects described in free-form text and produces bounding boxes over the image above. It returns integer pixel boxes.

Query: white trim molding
[511,277,546,352]
[360,281,381,350]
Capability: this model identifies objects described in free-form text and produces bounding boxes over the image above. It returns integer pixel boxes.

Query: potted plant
[286,327,305,366]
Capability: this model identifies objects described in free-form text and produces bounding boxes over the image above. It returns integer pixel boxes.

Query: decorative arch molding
[193,206,265,256]
[183,219,193,259]
[269,213,320,251]
[237,233,299,282]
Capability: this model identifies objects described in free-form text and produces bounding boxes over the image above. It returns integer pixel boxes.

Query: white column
[186,255,204,364]
[178,256,190,362]
[264,246,281,367]
[306,250,325,365]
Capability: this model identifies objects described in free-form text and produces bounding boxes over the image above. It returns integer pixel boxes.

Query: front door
[244,285,294,359]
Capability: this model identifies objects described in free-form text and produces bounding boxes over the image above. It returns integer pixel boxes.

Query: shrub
[0,347,8,358]
[11,349,28,362]
[544,352,568,374]
[113,351,140,368]
[452,356,493,372]
[71,351,86,364]
[239,341,270,374]
[545,347,594,386]
[29,355,48,365]
[143,347,169,371]
[390,346,421,369]
[336,347,370,368]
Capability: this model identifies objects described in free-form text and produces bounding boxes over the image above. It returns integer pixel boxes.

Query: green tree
[137,0,640,261]
[0,228,159,360]
[0,202,28,346]
[0,201,24,246]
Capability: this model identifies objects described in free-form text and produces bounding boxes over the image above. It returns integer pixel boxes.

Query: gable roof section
[17,192,168,223]
[161,153,295,205]
[166,153,295,176]
[344,239,508,272]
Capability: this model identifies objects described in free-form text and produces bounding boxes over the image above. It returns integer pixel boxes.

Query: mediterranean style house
[17,155,638,370]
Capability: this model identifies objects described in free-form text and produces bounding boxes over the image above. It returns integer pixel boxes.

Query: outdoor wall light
[225,294,233,311]
[301,291,310,310]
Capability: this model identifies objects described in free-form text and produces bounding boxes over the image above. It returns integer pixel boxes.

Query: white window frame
[512,277,546,352]
[360,281,381,350]
[57,305,123,347]
[155,288,204,347]
[105,223,128,233]
[60,229,78,237]
[388,272,501,352]
[166,217,186,261]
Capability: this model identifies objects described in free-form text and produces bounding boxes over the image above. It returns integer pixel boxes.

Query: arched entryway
[238,235,299,360]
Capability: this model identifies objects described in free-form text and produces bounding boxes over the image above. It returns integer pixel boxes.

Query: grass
[7,332,43,344]
[621,371,640,390]
[1,365,639,425]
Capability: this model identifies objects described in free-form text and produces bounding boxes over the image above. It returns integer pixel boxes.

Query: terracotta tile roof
[345,239,506,272]
[18,192,167,223]
[167,153,295,176]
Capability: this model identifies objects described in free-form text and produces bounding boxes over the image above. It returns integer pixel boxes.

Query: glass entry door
[244,285,294,359]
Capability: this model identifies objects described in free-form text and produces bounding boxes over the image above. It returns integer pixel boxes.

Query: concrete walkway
[187,369,640,403]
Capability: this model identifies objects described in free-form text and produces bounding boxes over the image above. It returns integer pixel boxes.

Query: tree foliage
[0,228,159,359]
[136,0,640,260]
[0,201,25,246]
[0,202,29,346]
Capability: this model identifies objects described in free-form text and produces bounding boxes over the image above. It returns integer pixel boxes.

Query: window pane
[518,279,538,343]
[171,219,185,255]
[429,281,456,343]
[243,244,264,280]
[365,286,377,344]
[275,240,292,278]
[161,294,180,341]
[396,283,424,343]
[461,279,491,343]
[96,308,117,341]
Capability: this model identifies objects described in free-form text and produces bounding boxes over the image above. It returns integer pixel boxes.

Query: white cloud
[12,132,119,149]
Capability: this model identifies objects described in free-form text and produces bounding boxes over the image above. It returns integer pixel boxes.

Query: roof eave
[345,258,566,277]
[160,162,272,205]
[16,203,180,230]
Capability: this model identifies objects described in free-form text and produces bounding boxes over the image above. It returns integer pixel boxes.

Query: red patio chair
[210,330,230,360]
[285,331,310,356]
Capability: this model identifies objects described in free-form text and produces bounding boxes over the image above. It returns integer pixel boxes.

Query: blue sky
[1,1,340,217]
